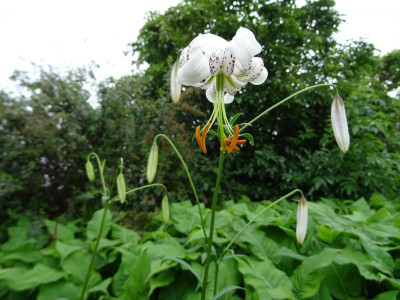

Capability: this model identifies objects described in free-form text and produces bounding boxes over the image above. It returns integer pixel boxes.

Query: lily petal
[331,95,350,153]
[251,67,268,85]
[190,33,228,54]
[206,83,216,103]
[237,57,265,83]
[224,93,234,104]
[209,49,224,76]
[226,27,262,67]
[224,76,245,95]
[177,49,211,86]
[296,197,308,244]
[222,49,236,76]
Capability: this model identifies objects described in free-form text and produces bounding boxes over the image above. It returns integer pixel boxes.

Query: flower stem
[80,200,110,300]
[240,83,338,131]
[126,183,167,196]
[220,189,304,260]
[201,151,225,300]
[155,134,208,240]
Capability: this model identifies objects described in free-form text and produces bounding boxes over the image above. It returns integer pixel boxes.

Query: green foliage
[1,194,399,299]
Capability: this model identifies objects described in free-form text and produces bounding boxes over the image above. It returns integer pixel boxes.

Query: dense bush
[0,194,399,299]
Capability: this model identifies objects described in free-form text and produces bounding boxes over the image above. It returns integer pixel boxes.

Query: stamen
[201,123,211,153]
[223,125,247,154]
[195,125,202,150]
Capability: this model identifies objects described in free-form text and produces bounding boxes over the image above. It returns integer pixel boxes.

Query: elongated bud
[296,197,308,244]
[170,60,181,103]
[331,95,350,153]
[147,142,159,183]
[117,172,126,204]
[85,161,95,182]
[161,194,170,224]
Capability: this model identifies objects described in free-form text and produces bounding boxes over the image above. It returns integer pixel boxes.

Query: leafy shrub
[0,194,399,299]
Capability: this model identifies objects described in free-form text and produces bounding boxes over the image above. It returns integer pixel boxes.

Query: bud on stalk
[331,95,350,153]
[147,142,159,183]
[85,161,95,182]
[296,196,308,244]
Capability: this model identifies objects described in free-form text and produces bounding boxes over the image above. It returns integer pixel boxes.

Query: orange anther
[195,123,211,153]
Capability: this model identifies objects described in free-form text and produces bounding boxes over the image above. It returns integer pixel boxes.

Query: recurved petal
[177,49,211,86]
[206,83,217,103]
[236,57,265,84]
[251,67,268,85]
[190,33,228,53]
[296,197,308,244]
[224,93,234,104]
[331,95,350,153]
[226,27,262,67]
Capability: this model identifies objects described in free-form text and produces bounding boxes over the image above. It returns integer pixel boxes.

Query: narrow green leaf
[121,250,150,300]
[240,133,254,145]
[213,285,244,300]
[162,257,201,284]
[229,113,243,125]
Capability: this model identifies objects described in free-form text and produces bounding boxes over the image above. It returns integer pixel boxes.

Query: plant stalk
[201,151,225,300]
[80,200,110,300]
[241,84,338,131]
[155,134,208,240]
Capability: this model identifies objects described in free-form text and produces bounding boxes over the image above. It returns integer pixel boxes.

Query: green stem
[155,134,208,240]
[220,189,304,259]
[201,151,225,300]
[213,260,220,296]
[88,152,107,196]
[126,183,167,196]
[241,84,338,132]
[80,200,110,300]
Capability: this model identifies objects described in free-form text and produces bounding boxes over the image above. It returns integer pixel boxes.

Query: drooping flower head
[177,28,268,153]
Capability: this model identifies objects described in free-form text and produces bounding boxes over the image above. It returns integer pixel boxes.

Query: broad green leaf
[86,208,112,240]
[112,249,138,296]
[9,263,64,291]
[291,248,339,298]
[37,280,80,300]
[320,263,362,299]
[56,240,82,263]
[317,225,340,244]
[61,250,100,287]
[149,270,174,296]
[373,290,399,300]
[44,219,75,242]
[237,256,293,299]
[213,286,244,300]
[0,248,42,264]
[88,278,112,296]
[121,250,150,300]
[162,257,201,283]
[111,224,140,244]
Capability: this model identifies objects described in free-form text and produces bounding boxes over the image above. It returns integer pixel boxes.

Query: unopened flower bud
[171,60,181,103]
[331,95,350,153]
[161,194,170,224]
[85,161,95,182]
[296,196,308,244]
[117,172,126,204]
[147,142,159,183]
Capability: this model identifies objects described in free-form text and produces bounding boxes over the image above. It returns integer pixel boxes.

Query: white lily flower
[331,95,350,153]
[177,28,268,154]
[296,196,308,244]
[177,27,268,103]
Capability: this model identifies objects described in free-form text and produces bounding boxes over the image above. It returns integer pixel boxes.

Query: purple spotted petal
[209,49,224,75]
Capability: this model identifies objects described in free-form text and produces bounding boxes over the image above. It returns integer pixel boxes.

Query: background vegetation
[0,0,399,298]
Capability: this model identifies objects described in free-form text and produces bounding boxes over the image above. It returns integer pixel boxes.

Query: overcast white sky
[0,0,399,94]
